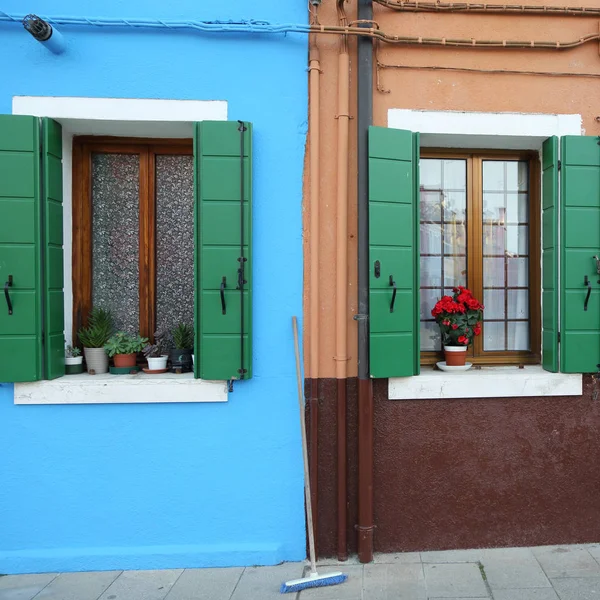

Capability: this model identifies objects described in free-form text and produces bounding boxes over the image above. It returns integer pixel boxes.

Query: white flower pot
[65,356,83,366]
[84,347,109,374]
[147,355,168,370]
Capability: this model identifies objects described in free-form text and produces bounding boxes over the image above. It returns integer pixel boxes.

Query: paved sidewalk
[3,544,600,599]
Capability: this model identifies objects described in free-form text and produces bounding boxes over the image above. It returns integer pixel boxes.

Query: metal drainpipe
[356,0,375,564]
[335,13,350,561]
[308,36,321,555]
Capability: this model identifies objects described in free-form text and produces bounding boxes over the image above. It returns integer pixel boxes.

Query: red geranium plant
[431,286,484,347]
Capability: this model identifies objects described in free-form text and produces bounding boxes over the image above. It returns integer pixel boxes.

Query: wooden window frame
[71,136,193,344]
[420,148,541,366]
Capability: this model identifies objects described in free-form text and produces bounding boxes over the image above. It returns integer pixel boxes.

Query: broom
[280,317,348,594]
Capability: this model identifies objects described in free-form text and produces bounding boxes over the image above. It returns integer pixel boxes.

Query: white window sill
[388,365,582,400]
[14,372,228,405]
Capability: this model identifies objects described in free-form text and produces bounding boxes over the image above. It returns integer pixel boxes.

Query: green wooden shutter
[0,115,64,383]
[369,126,420,378]
[43,118,65,380]
[194,121,252,381]
[560,136,600,373]
[0,115,42,382]
[542,136,559,372]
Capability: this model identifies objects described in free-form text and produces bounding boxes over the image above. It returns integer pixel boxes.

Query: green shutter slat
[0,115,42,382]
[542,136,559,372]
[42,118,65,380]
[194,121,252,381]
[560,136,600,373]
[369,127,420,378]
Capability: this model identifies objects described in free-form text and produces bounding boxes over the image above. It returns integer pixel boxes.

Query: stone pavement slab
[493,588,559,600]
[481,548,551,590]
[231,563,304,600]
[363,562,426,600]
[532,545,600,579]
[297,565,363,599]
[551,576,600,599]
[421,550,484,564]
[97,569,183,600]
[0,573,58,600]
[423,563,489,598]
[372,552,421,564]
[34,571,121,600]
[165,567,244,600]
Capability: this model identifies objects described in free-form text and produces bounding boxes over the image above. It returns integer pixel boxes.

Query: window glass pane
[420,159,442,190]
[508,321,530,351]
[92,153,140,334]
[420,222,442,254]
[483,225,505,256]
[507,289,529,319]
[421,256,441,288]
[419,158,467,351]
[443,160,466,191]
[507,257,529,287]
[155,155,195,348]
[483,321,505,351]
[420,321,441,351]
[443,223,466,255]
[506,162,528,192]
[483,289,505,320]
[483,257,505,287]
[443,257,466,287]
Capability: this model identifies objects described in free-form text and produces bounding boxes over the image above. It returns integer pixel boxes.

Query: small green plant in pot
[65,345,83,375]
[170,323,194,373]
[105,332,148,368]
[78,308,113,374]
[142,331,168,371]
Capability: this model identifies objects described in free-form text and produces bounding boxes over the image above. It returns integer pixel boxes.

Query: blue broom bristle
[280,573,348,593]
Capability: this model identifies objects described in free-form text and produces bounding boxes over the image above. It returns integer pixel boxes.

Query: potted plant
[170,323,194,373]
[142,330,168,371]
[104,332,148,368]
[78,308,113,374]
[65,345,83,375]
[431,286,484,368]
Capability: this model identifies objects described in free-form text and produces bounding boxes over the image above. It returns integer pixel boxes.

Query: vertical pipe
[308,37,321,553]
[335,28,350,561]
[357,0,375,564]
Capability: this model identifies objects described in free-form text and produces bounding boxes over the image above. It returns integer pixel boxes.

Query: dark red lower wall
[310,375,600,557]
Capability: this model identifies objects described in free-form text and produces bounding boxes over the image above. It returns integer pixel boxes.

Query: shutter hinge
[557,331,561,343]
[557,160,561,170]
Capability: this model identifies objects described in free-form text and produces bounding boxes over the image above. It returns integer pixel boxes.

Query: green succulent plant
[173,323,194,350]
[104,332,148,358]
[78,308,114,348]
[65,345,81,358]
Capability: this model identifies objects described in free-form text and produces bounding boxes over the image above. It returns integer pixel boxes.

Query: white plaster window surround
[389,365,582,400]
[12,96,229,405]
[15,373,228,405]
[387,108,584,399]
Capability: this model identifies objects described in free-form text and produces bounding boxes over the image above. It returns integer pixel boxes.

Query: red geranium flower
[473,323,482,336]
[457,335,469,345]
[451,324,458,330]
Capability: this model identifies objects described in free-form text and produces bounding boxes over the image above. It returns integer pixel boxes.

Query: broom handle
[292,316,318,575]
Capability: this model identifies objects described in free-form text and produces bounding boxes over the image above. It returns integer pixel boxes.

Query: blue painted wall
[0,0,307,574]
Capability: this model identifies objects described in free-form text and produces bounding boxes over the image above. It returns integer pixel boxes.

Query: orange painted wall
[305,0,600,378]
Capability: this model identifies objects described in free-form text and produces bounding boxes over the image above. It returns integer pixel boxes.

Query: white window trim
[389,365,582,400]
[387,108,583,400]
[12,96,229,405]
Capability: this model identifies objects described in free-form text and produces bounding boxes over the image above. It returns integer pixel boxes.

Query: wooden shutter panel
[43,118,65,380]
[0,115,42,382]
[560,136,600,373]
[541,136,559,372]
[369,126,420,378]
[194,121,252,381]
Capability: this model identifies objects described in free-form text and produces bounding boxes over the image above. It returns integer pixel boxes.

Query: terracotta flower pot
[444,345,467,367]
[113,353,137,368]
